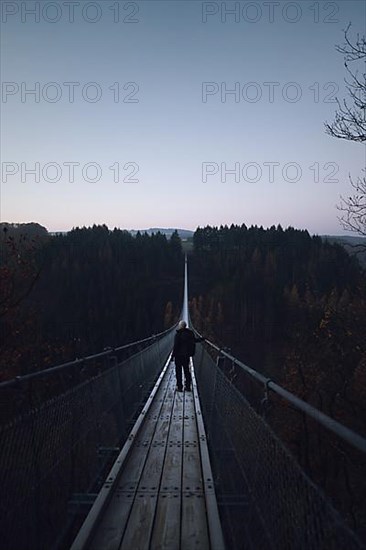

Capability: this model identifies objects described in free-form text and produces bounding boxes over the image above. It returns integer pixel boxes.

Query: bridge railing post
[205,352,221,435]
[260,380,272,420]
[109,352,127,440]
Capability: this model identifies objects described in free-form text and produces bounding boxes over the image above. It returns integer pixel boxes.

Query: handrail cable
[0,324,177,390]
[193,329,366,455]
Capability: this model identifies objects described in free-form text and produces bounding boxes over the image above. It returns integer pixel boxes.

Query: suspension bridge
[1,257,365,549]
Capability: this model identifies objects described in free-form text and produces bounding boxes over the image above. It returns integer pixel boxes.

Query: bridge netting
[0,328,175,550]
[193,340,366,550]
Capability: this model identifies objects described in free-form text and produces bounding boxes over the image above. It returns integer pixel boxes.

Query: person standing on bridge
[171,320,204,392]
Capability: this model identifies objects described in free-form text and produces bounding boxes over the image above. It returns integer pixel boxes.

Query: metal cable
[194,343,366,550]
[0,330,175,550]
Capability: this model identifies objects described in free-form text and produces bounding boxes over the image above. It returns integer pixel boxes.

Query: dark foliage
[190,224,366,431]
[190,223,366,536]
[0,225,183,379]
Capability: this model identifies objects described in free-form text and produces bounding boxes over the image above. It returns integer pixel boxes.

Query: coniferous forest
[189,224,366,436]
[2,221,365,438]
[0,224,183,379]
[1,221,365,435]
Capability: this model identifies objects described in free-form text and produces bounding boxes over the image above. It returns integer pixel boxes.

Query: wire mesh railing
[0,328,175,550]
[193,340,366,550]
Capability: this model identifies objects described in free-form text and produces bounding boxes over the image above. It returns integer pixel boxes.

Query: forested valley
[0,223,183,380]
[1,221,365,441]
[190,224,366,438]
[2,221,366,530]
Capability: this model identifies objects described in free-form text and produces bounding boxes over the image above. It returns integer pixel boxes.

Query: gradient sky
[1,0,365,234]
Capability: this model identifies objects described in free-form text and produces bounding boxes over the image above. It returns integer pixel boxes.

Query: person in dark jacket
[171,320,204,392]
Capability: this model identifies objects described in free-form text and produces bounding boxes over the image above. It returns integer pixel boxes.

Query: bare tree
[337,171,366,238]
[326,23,366,143]
[325,24,366,240]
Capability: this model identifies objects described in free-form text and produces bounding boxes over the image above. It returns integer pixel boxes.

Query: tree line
[0,224,183,379]
[189,223,365,432]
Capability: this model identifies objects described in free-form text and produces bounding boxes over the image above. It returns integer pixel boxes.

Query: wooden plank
[150,493,181,550]
[191,360,226,550]
[182,392,203,492]
[181,492,209,550]
[120,372,176,548]
[150,389,184,549]
[120,369,174,487]
[137,376,176,490]
[119,492,158,550]
[89,492,135,550]
[89,369,173,550]
[158,388,184,492]
[117,396,171,492]
[181,384,210,548]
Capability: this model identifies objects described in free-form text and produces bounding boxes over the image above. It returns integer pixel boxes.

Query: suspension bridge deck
[71,354,224,550]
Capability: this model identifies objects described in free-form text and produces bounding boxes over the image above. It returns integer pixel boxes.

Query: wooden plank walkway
[71,355,225,550]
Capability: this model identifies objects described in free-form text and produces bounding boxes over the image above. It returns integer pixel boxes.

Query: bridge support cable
[193,341,366,549]
[0,326,176,392]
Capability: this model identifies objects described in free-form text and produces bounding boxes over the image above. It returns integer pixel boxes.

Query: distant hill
[0,222,48,239]
[321,235,366,266]
[129,228,194,239]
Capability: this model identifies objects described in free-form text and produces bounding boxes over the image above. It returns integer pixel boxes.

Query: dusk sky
[1,0,365,234]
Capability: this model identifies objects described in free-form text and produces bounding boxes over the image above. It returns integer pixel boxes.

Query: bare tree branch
[335,23,366,62]
[325,24,366,143]
[326,24,366,244]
